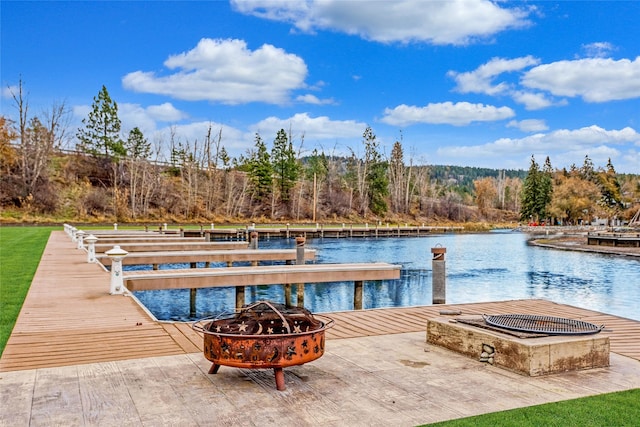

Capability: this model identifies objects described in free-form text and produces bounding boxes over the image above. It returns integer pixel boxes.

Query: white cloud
[449,56,540,95]
[436,125,640,169]
[522,56,640,102]
[381,102,515,127]
[295,94,336,105]
[231,0,532,45]
[118,103,188,136]
[2,85,19,99]
[122,38,308,104]
[507,119,548,132]
[146,103,187,122]
[581,42,616,59]
[250,112,365,142]
[510,90,562,111]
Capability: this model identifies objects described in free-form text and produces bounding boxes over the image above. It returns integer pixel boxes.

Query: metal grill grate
[482,314,604,335]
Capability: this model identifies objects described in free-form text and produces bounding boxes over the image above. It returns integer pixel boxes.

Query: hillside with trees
[1,84,639,226]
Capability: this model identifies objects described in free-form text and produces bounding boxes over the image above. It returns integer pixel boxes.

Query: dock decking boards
[2,230,639,373]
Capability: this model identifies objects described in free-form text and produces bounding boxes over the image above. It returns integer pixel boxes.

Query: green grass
[424,388,640,426]
[0,225,638,424]
[0,225,56,355]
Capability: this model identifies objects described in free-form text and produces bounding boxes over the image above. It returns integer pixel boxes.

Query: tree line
[1,83,638,225]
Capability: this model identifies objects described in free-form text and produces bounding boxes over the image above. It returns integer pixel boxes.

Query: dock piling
[296,236,306,307]
[431,246,447,304]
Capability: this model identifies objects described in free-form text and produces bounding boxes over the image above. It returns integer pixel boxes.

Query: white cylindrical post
[71,227,78,242]
[163,223,168,231]
[76,230,85,249]
[84,234,98,263]
[113,223,118,230]
[105,246,129,295]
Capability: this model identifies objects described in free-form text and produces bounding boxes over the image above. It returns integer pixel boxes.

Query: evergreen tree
[76,85,125,158]
[539,156,554,219]
[305,148,328,182]
[520,155,552,223]
[597,158,623,213]
[580,154,596,182]
[271,129,299,203]
[363,126,388,216]
[247,133,273,200]
[124,127,150,159]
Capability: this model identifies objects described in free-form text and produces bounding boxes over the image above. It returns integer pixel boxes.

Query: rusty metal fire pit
[192,300,334,391]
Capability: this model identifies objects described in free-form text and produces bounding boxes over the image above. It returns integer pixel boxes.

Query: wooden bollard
[431,246,447,304]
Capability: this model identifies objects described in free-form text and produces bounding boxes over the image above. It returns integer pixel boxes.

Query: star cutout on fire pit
[238,321,248,332]
[267,327,274,334]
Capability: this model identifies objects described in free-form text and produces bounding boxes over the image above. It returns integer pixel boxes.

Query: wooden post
[250,231,258,249]
[189,261,197,315]
[284,260,292,308]
[235,286,245,310]
[190,288,197,318]
[295,236,305,307]
[431,246,447,304]
[354,280,363,310]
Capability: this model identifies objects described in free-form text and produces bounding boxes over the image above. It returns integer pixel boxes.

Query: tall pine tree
[271,129,299,203]
[76,85,125,158]
[520,155,553,223]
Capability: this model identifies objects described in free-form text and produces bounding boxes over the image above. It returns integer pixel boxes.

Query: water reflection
[131,232,640,321]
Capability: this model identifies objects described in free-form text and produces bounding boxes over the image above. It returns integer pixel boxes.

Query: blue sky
[2,0,639,172]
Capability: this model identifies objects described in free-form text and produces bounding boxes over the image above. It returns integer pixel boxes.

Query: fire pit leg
[274,368,285,391]
[209,363,221,374]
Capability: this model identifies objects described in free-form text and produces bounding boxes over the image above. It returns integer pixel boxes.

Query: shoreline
[529,235,640,258]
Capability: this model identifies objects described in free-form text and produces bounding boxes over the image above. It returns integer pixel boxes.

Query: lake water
[131,231,640,322]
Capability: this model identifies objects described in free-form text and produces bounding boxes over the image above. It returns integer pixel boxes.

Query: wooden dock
[123,263,401,291]
[186,224,465,241]
[97,248,317,266]
[93,241,249,253]
[4,230,640,427]
[587,231,640,247]
[2,230,639,373]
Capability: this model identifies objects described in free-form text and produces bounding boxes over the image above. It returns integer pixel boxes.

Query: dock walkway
[2,230,640,426]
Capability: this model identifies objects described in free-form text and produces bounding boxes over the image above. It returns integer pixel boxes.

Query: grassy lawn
[0,225,638,424]
[425,388,640,426]
[0,225,56,355]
